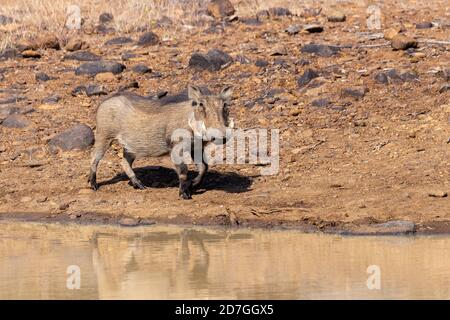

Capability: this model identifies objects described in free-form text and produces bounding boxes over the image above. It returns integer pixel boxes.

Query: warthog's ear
[188,84,202,103]
[220,86,233,101]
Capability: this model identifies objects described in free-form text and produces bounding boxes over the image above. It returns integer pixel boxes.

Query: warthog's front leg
[175,162,192,200]
[191,145,208,189]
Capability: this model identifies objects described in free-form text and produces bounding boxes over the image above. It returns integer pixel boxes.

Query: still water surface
[1,221,450,299]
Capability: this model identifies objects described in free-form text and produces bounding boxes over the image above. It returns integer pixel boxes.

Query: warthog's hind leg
[89,137,111,190]
[121,150,146,190]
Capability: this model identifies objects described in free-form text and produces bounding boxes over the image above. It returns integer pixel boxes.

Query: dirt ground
[0,1,449,233]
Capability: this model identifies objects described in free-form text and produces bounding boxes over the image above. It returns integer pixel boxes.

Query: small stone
[156,16,173,28]
[342,86,368,99]
[132,64,152,74]
[268,7,292,17]
[48,124,94,151]
[207,0,235,19]
[75,61,125,76]
[137,32,159,46]
[255,59,269,67]
[0,48,18,60]
[301,43,341,57]
[285,24,301,35]
[428,191,448,198]
[95,24,115,34]
[439,84,450,93]
[304,24,324,33]
[65,38,88,51]
[383,27,400,40]
[297,68,319,87]
[327,10,346,22]
[256,10,269,20]
[391,34,418,50]
[20,196,32,203]
[99,12,114,24]
[311,98,331,108]
[416,22,433,29]
[374,72,389,84]
[85,85,107,97]
[189,49,232,71]
[64,51,101,61]
[22,50,41,58]
[104,37,133,46]
[0,14,13,25]
[1,115,30,128]
[59,203,70,210]
[119,217,140,227]
[94,72,117,82]
[269,45,288,56]
[121,52,138,61]
[35,72,54,82]
[36,196,48,203]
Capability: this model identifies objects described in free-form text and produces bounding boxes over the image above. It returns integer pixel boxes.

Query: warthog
[88,85,233,199]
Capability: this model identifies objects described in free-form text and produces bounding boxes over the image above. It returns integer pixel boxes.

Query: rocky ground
[0,1,449,234]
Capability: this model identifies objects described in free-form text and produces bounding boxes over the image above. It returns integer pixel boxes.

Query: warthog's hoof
[88,172,99,191]
[131,178,146,190]
[179,180,193,200]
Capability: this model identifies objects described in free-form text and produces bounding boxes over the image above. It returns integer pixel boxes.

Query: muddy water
[1,221,450,299]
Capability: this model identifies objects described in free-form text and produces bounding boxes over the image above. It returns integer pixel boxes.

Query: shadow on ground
[99,165,254,194]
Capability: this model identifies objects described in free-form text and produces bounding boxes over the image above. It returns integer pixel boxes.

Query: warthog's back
[96,93,191,157]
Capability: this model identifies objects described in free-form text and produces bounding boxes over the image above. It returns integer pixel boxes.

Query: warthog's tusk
[229,118,234,129]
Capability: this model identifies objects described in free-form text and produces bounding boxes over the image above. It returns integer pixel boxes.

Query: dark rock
[301,43,341,57]
[295,59,310,66]
[240,18,262,26]
[342,86,368,99]
[104,37,133,46]
[119,217,140,227]
[255,59,269,67]
[65,38,87,52]
[95,24,115,34]
[207,0,235,19]
[399,71,419,82]
[0,95,26,105]
[311,98,331,108]
[99,12,114,24]
[298,68,319,87]
[132,64,152,74]
[35,72,54,82]
[374,72,389,84]
[0,15,13,25]
[72,85,107,97]
[118,81,139,91]
[64,51,101,61]
[1,114,30,128]
[285,24,301,35]
[86,85,107,97]
[75,61,125,76]
[48,124,94,151]
[156,16,173,28]
[437,68,450,81]
[42,95,61,104]
[137,32,159,46]
[416,22,433,29]
[189,49,233,71]
[268,7,292,17]
[304,24,324,33]
[439,84,450,93]
[121,52,138,61]
[0,48,18,60]
[256,10,270,20]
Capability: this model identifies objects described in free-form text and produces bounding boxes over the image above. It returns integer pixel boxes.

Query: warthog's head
[187,84,234,145]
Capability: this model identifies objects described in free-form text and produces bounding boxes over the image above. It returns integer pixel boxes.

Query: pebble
[428,191,448,198]
[1,115,30,128]
[137,32,159,46]
[64,51,101,61]
[132,64,152,74]
[48,124,94,151]
[327,10,346,22]
[301,43,341,57]
[207,0,235,19]
[297,68,319,87]
[75,61,126,76]
[119,217,140,227]
[104,37,133,46]
[416,22,433,29]
[304,24,324,33]
[391,34,418,50]
[285,24,301,35]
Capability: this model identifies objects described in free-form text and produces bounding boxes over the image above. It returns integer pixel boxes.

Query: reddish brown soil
[0,2,449,234]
